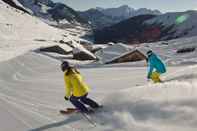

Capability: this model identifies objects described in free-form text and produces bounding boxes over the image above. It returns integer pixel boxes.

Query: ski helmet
[61,61,69,72]
[147,50,153,57]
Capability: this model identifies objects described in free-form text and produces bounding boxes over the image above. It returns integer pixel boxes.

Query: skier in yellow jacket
[61,61,100,113]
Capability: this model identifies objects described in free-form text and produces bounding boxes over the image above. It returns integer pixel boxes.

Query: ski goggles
[147,51,153,56]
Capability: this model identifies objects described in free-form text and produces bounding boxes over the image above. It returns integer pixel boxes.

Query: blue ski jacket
[147,52,166,79]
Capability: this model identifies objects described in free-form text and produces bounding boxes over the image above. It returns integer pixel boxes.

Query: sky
[52,0,197,13]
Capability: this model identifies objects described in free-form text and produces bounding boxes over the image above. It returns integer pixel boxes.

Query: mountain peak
[119,5,132,10]
[95,7,104,11]
[80,5,162,29]
[7,0,88,26]
[94,5,161,19]
[119,5,129,8]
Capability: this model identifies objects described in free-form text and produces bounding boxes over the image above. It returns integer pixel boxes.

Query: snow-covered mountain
[98,5,161,19]
[95,10,197,44]
[1,0,29,13]
[79,5,161,29]
[3,0,88,26]
[79,8,120,29]
[146,11,197,40]
[0,0,92,61]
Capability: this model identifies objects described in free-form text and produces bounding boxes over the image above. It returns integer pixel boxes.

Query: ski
[60,106,103,126]
[59,108,79,115]
[60,108,97,127]
[80,112,97,127]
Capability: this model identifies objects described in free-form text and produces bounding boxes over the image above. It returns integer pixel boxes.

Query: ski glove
[64,96,69,101]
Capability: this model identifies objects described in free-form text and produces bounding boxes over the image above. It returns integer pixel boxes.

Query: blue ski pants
[70,93,99,113]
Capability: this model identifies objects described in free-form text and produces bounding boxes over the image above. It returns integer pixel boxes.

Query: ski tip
[59,109,79,115]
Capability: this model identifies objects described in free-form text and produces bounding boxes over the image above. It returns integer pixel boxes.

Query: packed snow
[0,51,197,131]
[1,1,197,131]
[1,29,197,131]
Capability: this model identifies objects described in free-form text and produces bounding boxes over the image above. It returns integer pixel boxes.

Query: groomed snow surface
[1,1,197,131]
[0,52,197,131]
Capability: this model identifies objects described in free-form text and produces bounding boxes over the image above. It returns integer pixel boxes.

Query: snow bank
[98,65,197,131]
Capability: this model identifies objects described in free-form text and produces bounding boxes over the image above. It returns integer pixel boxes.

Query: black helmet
[147,50,153,57]
[61,61,69,72]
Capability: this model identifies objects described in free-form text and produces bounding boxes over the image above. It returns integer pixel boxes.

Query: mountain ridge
[94,10,197,44]
[79,5,161,29]
[3,0,88,27]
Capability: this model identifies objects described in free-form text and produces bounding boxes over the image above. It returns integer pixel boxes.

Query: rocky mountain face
[3,0,88,26]
[94,11,197,44]
[98,5,161,19]
[79,5,161,29]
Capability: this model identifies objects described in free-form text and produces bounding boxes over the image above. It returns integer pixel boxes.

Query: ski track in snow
[0,52,197,131]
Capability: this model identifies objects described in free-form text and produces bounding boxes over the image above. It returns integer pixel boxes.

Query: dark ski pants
[70,93,99,113]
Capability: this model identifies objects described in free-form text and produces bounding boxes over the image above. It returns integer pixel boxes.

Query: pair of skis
[60,108,98,127]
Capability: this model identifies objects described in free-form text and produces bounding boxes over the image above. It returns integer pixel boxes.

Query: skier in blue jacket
[146,50,166,83]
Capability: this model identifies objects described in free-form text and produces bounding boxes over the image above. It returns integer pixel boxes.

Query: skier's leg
[80,94,100,108]
[151,72,161,83]
[70,96,89,113]
[151,72,158,83]
[155,72,161,82]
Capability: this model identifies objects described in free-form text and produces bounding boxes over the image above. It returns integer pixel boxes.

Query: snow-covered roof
[95,43,133,63]
[0,1,89,62]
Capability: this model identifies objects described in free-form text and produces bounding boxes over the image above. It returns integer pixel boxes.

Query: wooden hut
[106,49,147,64]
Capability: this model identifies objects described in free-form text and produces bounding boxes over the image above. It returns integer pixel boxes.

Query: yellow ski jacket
[64,69,89,98]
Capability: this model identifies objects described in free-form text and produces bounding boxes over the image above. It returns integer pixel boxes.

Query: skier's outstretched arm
[64,76,72,99]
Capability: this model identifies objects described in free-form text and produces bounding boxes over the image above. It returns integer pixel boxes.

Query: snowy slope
[0,1,197,131]
[0,1,91,62]
[14,0,88,26]
[141,36,197,65]
[0,15,197,130]
[0,51,197,131]
[0,1,64,40]
[0,1,63,61]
